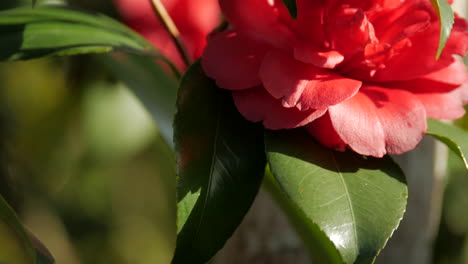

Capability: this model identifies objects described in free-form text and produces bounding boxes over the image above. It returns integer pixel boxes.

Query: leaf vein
[331,153,359,257]
[192,94,223,248]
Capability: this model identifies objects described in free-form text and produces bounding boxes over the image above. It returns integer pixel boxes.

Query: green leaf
[282,0,297,19]
[0,7,154,61]
[263,169,343,264]
[430,0,454,59]
[265,130,408,264]
[173,62,266,264]
[98,54,178,144]
[28,231,54,264]
[427,119,468,170]
[0,195,54,264]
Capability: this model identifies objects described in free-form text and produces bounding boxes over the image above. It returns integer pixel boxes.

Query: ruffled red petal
[371,17,468,81]
[115,0,220,69]
[388,59,468,119]
[306,113,347,152]
[328,85,427,157]
[219,0,295,48]
[294,43,344,69]
[202,30,271,90]
[260,51,361,110]
[232,87,327,129]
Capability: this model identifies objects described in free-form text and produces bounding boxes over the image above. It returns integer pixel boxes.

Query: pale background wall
[453,0,467,18]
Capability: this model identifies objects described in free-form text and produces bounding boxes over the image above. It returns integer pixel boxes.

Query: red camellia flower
[202,0,468,157]
[114,0,220,70]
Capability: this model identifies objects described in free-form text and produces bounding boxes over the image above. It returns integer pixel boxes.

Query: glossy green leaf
[98,54,178,144]
[265,130,408,264]
[0,195,54,264]
[263,169,343,264]
[282,0,297,19]
[430,0,454,59]
[427,119,468,170]
[173,62,266,264]
[0,7,154,61]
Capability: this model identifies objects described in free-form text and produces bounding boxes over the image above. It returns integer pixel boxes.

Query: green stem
[149,0,192,68]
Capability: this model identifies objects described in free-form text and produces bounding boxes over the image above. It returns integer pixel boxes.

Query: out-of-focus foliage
[433,1,468,261]
[0,7,155,61]
[0,1,175,263]
[0,55,177,264]
[427,119,468,169]
[0,0,178,259]
[433,115,468,264]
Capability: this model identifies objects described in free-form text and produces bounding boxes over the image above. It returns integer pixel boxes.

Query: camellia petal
[306,113,347,152]
[419,58,468,87]
[371,18,468,81]
[114,0,220,70]
[294,43,344,69]
[371,3,431,46]
[328,86,427,157]
[389,59,468,119]
[219,0,277,29]
[232,87,327,130]
[385,59,467,93]
[414,90,467,120]
[260,51,362,110]
[202,0,468,157]
[202,30,271,90]
[325,5,377,58]
[219,0,295,47]
[287,0,327,46]
[327,90,386,157]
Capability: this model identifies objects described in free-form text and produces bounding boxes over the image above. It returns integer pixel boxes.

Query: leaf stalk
[149,0,192,68]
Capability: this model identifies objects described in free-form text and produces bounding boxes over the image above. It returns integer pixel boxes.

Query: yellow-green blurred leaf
[0,195,54,264]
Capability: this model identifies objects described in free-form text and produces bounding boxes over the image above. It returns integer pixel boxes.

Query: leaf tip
[282,0,298,19]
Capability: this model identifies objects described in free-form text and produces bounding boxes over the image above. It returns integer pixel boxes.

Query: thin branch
[149,0,192,68]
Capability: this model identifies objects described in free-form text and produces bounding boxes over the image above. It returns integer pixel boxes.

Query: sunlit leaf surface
[266,130,408,264]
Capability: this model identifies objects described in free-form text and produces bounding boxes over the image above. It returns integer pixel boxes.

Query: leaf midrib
[192,93,223,250]
[331,152,359,261]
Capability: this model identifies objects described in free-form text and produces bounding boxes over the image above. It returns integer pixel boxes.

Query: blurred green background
[0,1,467,264]
[433,110,468,264]
[0,1,176,263]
